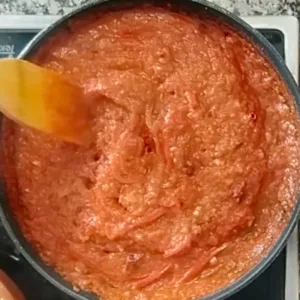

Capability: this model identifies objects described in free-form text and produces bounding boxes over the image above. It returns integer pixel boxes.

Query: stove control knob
[0,270,25,300]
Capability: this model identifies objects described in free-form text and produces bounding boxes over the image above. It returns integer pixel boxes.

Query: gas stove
[0,15,299,300]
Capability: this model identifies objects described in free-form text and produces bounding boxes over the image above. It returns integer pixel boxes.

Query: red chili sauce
[2,5,300,300]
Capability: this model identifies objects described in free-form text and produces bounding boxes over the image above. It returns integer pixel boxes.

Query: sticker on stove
[0,45,15,57]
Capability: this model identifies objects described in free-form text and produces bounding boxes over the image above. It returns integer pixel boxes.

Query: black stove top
[0,28,288,300]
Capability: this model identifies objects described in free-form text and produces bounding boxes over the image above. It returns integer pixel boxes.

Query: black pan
[0,1,299,299]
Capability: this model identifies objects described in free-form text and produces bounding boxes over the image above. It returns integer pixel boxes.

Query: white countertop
[0,0,299,16]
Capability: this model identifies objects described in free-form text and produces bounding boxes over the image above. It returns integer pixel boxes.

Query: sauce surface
[2,5,300,300]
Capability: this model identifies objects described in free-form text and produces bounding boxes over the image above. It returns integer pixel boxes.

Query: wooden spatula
[0,270,25,300]
[0,58,92,145]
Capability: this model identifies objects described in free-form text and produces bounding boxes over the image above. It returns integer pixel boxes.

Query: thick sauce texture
[2,6,300,300]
